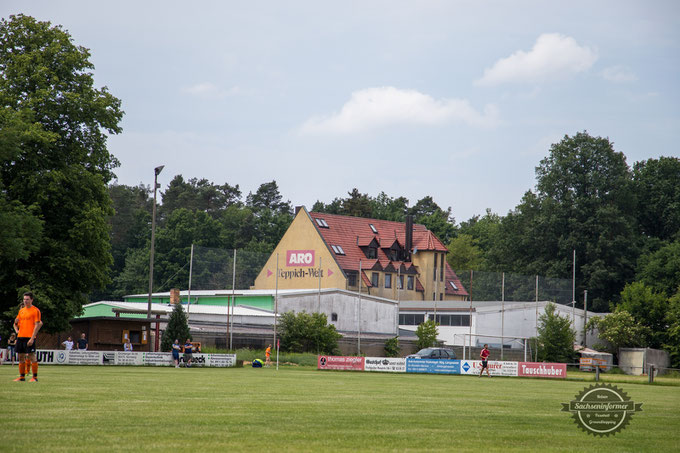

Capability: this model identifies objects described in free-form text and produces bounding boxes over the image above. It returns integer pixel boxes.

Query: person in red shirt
[13,292,43,382]
[479,344,491,377]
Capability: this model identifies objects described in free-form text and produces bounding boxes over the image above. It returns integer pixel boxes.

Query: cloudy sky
[3,1,679,222]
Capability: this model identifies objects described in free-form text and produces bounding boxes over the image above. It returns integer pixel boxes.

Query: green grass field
[1,365,678,452]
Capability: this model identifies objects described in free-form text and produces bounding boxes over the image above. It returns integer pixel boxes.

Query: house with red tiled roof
[253,207,468,302]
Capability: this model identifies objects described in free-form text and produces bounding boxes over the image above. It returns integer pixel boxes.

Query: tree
[633,156,680,241]
[492,132,639,311]
[587,310,648,357]
[341,188,373,218]
[409,196,456,244]
[447,234,484,271]
[617,282,668,348]
[161,175,242,220]
[635,240,680,298]
[246,180,291,216]
[0,15,123,332]
[161,303,191,352]
[536,303,575,363]
[415,319,439,349]
[277,311,341,354]
[662,290,680,369]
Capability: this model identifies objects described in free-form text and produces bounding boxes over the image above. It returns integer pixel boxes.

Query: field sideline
[1,365,678,452]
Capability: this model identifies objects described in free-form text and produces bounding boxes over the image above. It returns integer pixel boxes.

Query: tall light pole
[147,165,164,326]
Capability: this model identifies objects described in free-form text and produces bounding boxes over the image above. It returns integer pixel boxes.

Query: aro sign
[286,250,315,267]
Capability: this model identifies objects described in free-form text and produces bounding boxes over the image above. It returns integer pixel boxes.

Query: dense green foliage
[384,336,401,357]
[0,15,122,333]
[277,311,342,354]
[536,303,576,363]
[587,310,649,355]
[415,319,439,349]
[160,303,191,351]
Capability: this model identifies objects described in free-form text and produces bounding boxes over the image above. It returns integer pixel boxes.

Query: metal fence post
[595,365,600,382]
[649,365,654,383]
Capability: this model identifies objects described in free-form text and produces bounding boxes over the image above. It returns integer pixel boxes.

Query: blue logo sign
[462,361,470,372]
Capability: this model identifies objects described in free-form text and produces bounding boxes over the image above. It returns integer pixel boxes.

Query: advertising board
[405,359,460,374]
[518,362,567,378]
[318,355,365,371]
[364,357,406,373]
[460,360,518,376]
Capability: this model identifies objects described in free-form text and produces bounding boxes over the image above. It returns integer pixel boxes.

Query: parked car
[406,348,457,360]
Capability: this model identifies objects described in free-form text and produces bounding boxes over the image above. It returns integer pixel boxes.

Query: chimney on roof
[405,215,413,262]
[295,206,304,214]
[170,288,180,305]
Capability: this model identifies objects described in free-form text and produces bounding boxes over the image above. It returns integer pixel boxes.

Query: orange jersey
[15,305,41,338]
[265,347,271,357]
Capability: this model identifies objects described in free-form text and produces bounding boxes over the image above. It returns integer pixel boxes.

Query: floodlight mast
[147,165,164,350]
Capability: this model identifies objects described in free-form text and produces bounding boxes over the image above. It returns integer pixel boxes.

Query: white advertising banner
[208,354,237,367]
[460,360,519,376]
[364,357,407,373]
[1,350,236,367]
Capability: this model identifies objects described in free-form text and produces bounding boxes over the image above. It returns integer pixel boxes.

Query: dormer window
[367,246,377,259]
[369,223,378,234]
[315,218,329,228]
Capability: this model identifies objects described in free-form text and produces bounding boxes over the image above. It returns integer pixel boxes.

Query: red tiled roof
[415,277,425,292]
[309,211,448,273]
[444,263,469,297]
[361,271,372,287]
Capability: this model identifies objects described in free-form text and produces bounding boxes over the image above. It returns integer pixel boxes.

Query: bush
[277,311,342,354]
[415,319,439,350]
[384,337,400,357]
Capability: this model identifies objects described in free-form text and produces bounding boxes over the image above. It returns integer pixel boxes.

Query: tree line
[1,16,678,367]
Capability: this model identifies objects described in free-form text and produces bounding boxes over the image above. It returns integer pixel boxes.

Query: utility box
[618,348,670,375]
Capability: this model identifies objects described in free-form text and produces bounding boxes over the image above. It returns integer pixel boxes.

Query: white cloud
[600,65,637,83]
[299,86,499,135]
[475,33,598,86]
[183,82,242,98]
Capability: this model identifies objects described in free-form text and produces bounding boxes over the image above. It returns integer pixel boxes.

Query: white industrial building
[398,300,605,349]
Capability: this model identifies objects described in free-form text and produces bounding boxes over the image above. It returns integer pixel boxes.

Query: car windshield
[416,348,435,355]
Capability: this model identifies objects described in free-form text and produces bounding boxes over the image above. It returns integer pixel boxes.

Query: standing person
[183,339,194,368]
[61,336,74,350]
[13,292,43,382]
[77,333,88,350]
[171,339,181,368]
[7,333,17,366]
[123,338,133,351]
[479,344,491,378]
[265,344,272,367]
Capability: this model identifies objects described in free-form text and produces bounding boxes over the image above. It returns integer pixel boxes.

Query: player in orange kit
[13,292,43,382]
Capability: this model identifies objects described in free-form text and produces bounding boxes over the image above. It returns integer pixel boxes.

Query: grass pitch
[1,365,678,452]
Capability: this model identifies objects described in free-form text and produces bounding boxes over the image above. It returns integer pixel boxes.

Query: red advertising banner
[518,362,567,378]
[318,355,365,371]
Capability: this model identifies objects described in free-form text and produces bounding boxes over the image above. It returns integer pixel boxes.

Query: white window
[331,245,345,255]
[369,223,378,234]
[450,281,458,291]
[315,218,329,228]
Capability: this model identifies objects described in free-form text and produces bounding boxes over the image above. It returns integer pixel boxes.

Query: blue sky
[3,1,679,222]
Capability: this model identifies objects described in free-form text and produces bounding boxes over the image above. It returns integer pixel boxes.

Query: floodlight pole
[147,165,164,351]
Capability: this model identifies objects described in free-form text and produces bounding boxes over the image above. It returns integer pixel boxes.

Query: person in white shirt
[123,338,133,351]
[62,336,74,350]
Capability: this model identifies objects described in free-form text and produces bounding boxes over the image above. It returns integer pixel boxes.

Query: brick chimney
[170,288,180,305]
